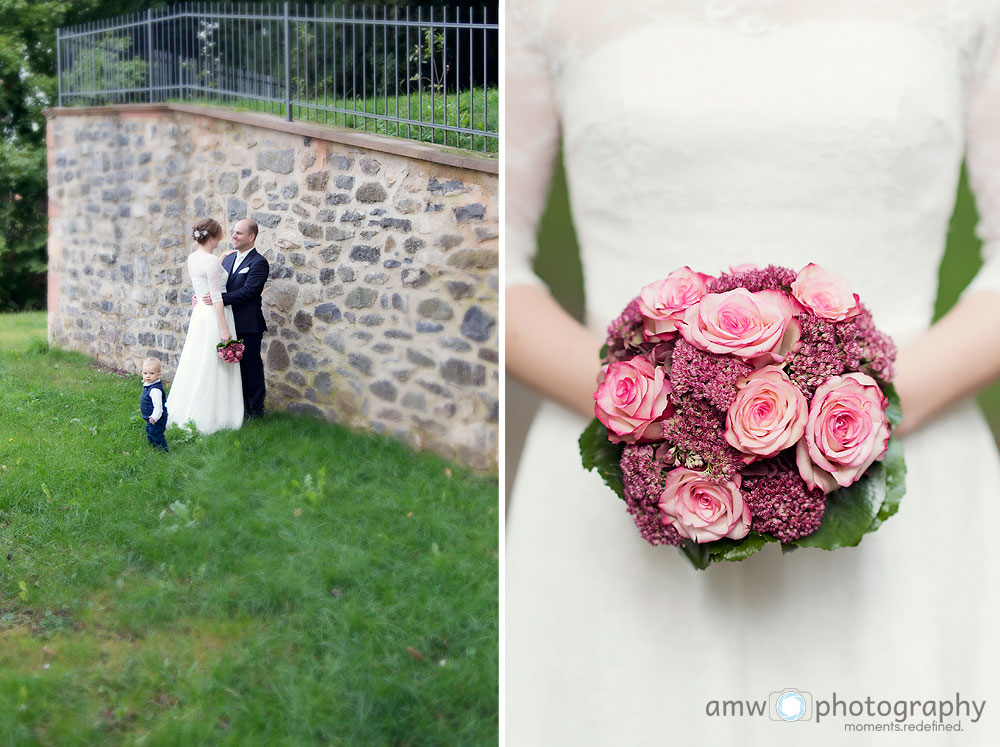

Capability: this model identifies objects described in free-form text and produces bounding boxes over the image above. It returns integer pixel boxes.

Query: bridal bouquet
[217,339,245,364]
[579,264,906,569]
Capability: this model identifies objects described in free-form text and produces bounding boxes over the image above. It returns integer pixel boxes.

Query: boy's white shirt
[145,379,164,422]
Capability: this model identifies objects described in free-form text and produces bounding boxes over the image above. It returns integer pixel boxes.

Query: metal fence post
[147,8,154,103]
[284,2,292,122]
[56,27,63,107]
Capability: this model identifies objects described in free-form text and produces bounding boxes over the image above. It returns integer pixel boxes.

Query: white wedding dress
[166,249,244,434]
[506,1,1000,744]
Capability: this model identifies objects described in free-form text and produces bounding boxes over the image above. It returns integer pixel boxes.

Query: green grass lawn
[0,311,498,745]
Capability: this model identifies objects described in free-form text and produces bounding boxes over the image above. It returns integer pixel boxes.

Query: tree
[0,0,65,311]
[0,0,157,310]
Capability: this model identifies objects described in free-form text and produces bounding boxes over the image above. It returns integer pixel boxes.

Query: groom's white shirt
[231,248,254,275]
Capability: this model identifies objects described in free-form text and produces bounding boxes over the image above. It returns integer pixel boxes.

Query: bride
[506,1,1000,744]
[166,218,244,433]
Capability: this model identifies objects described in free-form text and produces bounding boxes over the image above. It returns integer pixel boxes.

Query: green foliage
[285,466,328,505]
[0,1,163,312]
[0,0,56,311]
[0,141,48,311]
[0,0,63,142]
[205,87,500,153]
[0,0,65,312]
[409,28,449,90]
[790,461,890,551]
[61,32,148,104]
[578,418,626,499]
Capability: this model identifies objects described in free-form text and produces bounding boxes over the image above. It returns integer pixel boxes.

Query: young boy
[140,357,168,452]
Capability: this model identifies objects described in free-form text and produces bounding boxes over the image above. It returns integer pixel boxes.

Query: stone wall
[46,104,498,471]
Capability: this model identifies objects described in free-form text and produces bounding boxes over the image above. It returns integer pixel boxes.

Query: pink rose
[796,372,891,493]
[637,268,712,342]
[594,356,673,443]
[725,367,808,457]
[791,263,861,321]
[659,468,751,543]
[678,288,799,365]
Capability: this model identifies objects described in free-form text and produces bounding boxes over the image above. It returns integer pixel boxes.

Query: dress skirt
[506,398,1000,745]
[166,302,244,434]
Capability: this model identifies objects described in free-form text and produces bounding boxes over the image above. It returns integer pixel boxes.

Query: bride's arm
[504,2,604,416]
[212,301,232,342]
[207,261,233,341]
[507,285,603,419]
[898,28,1000,435]
[893,291,1000,436]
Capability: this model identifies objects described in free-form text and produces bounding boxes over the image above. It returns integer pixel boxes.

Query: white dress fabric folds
[166,250,244,434]
[506,1,1000,744]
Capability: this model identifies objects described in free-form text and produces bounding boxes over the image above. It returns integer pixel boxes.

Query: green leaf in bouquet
[706,532,773,564]
[791,465,885,550]
[677,533,773,570]
[868,435,906,531]
[883,382,903,428]
[579,418,626,500]
[785,385,905,551]
[679,540,711,571]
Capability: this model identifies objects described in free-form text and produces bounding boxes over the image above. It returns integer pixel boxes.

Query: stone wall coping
[45,102,499,175]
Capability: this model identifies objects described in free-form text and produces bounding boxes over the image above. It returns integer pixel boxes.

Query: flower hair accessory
[192,228,209,241]
[580,263,905,569]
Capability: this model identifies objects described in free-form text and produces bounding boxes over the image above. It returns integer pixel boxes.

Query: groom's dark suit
[221,248,269,417]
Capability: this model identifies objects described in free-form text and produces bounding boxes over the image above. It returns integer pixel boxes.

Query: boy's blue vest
[141,381,167,419]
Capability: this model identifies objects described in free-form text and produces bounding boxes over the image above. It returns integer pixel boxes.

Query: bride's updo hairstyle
[192,218,223,245]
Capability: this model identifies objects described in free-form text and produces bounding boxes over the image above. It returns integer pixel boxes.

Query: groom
[204,218,270,418]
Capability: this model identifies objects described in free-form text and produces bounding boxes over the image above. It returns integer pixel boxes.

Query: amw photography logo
[706,691,986,734]
[770,689,812,722]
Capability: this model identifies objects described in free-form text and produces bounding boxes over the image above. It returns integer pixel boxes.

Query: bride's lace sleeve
[964,14,1000,297]
[207,257,226,304]
[505,0,561,289]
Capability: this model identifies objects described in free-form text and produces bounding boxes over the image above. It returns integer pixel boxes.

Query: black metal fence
[57,3,498,152]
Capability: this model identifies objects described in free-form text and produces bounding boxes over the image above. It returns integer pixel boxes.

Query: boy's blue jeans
[145,418,168,452]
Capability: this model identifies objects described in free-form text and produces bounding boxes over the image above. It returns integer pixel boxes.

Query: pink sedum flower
[678,288,800,366]
[594,356,673,444]
[796,372,891,493]
[637,268,713,342]
[659,468,751,543]
[725,366,808,457]
[791,263,861,322]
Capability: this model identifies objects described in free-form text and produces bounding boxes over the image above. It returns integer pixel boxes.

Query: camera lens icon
[769,689,813,722]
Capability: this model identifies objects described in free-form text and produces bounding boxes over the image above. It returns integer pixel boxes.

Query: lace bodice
[187,249,227,304]
[506,0,1000,342]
